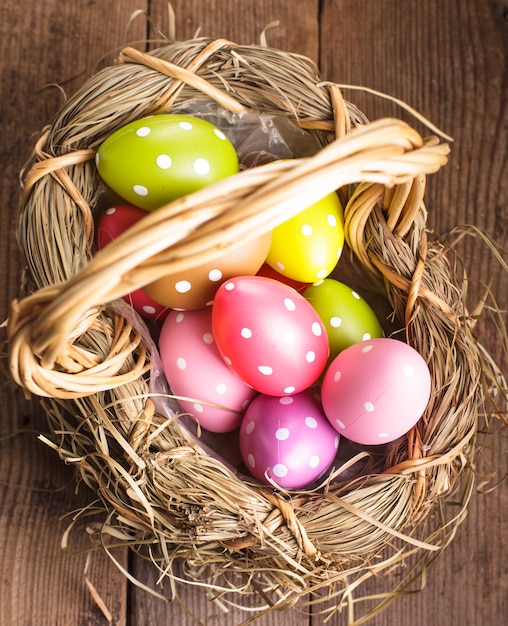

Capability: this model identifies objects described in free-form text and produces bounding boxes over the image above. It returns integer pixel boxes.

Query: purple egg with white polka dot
[239,390,340,489]
[321,337,432,445]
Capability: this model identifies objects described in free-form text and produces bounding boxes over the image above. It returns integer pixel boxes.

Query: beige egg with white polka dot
[144,229,273,310]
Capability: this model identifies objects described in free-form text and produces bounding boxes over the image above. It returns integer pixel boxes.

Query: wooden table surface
[1,1,507,625]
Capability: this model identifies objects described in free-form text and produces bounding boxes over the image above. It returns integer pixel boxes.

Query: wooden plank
[0,1,147,625]
[1,1,506,625]
[320,0,508,301]
[148,0,320,60]
[317,1,508,625]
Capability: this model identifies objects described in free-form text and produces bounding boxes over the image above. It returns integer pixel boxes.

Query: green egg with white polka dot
[95,114,239,211]
[265,190,344,283]
[303,278,384,362]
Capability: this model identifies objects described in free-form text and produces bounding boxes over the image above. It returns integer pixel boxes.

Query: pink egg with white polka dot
[159,308,257,433]
[96,204,170,322]
[212,276,329,396]
[240,391,340,489]
[321,337,432,445]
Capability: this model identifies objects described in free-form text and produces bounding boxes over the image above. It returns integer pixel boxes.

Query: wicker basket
[7,37,507,623]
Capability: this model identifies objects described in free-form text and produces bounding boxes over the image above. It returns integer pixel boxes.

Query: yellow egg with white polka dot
[265,191,344,283]
[95,114,239,211]
[143,229,273,310]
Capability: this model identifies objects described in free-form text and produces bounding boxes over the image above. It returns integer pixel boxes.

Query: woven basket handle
[8,118,449,399]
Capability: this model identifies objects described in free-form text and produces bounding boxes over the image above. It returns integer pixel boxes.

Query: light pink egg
[159,308,257,433]
[321,337,432,445]
[212,276,329,396]
[96,204,170,322]
[239,391,340,489]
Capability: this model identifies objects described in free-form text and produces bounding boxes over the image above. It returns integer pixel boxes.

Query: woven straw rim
[7,37,507,623]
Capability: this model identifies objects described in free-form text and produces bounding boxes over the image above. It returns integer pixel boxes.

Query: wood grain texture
[148,0,319,59]
[321,0,508,304]
[0,0,506,625]
[318,2,508,625]
[0,1,146,625]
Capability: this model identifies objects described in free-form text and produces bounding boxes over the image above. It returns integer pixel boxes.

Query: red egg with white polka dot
[159,308,257,433]
[321,337,432,445]
[239,391,339,489]
[96,205,170,322]
[212,276,329,396]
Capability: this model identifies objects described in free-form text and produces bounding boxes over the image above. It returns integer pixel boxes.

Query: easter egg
[239,391,340,489]
[96,114,239,211]
[96,205,170,321]
[143,230,272,310]
[122,289,171,323]
[321,338,432,445]
[159,308,257,433]
[265,191,344,282]
[212,276,329,395]
[256,263,308,292]
[303,278,383,362]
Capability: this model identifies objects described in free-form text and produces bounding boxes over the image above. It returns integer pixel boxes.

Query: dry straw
[7,37,508,624]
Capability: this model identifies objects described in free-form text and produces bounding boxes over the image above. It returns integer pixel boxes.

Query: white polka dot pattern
[159,308,257,434]
[193,158,211,175]
[284,298,296,311]
[143,223,272,310]
[239,391,340,490]
[96,114,239,214]
[321,337,432,446]
[264,191,344,283]
[156,154,172,169]
[273,464,288,478]
[133,184,148,196]
[212,276,329,396]
[275,428,290,440]
[280,397,293,405]
[302,278,384,363]
[208,269,222,282]
[175,280,191,293]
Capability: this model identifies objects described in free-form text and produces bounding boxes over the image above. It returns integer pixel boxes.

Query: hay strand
[7,37,507,622]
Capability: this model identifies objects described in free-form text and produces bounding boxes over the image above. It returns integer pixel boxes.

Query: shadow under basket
[7,37,507,624]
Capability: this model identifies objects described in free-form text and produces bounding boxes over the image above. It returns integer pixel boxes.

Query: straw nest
[7,38,508,623]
